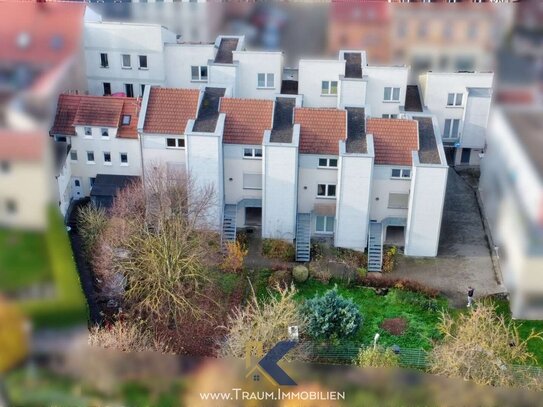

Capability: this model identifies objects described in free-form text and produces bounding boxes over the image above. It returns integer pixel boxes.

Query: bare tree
[428,302,543,390]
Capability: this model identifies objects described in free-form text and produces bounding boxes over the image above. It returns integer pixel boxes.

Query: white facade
[298,59,345,108]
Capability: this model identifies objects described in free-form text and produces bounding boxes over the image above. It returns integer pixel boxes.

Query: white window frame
[384,87,400,102]
[101,128,110,138]
[317,183,336,198]
[0,161,10,173]
[242,173,263,190]
[138,55,148,70]
[120,152,129,166]
[444,118,461,139]
[391,168,411,179]
[166,137,185,149]
[447,92,463,107]
[321,80,338,96]
[388,193,410,210]
[257,73,275,89]
[121,54,131,69]
[318,158,338,168]
[315,215,335,234]
[70,150,78,162]
[191,65,208,82]
[382,114,398,119]
[86,151,95,164]
[122,115,131,126]
[84,127,92,137]
[103,151,112,166]
[243,148,263,159]
[100,52,109,68]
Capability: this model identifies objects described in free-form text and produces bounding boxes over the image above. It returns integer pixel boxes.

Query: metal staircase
[368,222,383,272]
[295,213,311,262]
[222,204,237,245]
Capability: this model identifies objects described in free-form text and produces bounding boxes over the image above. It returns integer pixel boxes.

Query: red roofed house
[50,93,141,212]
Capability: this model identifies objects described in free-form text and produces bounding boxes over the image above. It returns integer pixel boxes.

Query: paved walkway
[391,169,506,308]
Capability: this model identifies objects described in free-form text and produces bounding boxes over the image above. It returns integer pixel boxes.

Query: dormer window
[101,128,109,138]
[122,115,131,125]
[84,127,92,136]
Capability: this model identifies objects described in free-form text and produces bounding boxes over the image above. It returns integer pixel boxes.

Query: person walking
[467,286,475,307]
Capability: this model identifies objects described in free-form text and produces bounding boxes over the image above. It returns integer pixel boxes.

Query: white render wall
[405,156,449,257]
[364,66,408,118]
[334,139,374,251]
[298,59,345,108]
[69,126,142,196]
[208,63,238,93]
[462,91,492,149]
[141,134,187,174]
[369,165,412,222]
[338,78,367,109]
[56,152,72,217]
[233,51,283,100]
[262,128,299,241]
[185,115,225,230]
[164,44,216,89]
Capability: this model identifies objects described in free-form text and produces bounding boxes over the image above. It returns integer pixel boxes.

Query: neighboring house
[50,94,142,201]
[480,108,543,320]
[84,21,177,97]
[418,71,494,166]
[0,132,52,230]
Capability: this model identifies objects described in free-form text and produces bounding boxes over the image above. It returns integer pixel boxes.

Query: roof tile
[294,108,347,155]
[0,131,45,161]
[366,118,418,166]
[143,88,200,135]
[219,98,273,145]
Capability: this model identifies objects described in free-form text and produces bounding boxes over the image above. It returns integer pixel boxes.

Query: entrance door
[71,177,83,200]
[460,148,471,164]
[245,207,262,226]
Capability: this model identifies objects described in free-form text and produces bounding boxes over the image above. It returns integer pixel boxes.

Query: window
[316,215,334,233]
[382,114,398,119]
[120,153,128,165]
[397,20,407,38]
[122,115,131,125]
[418,21,428,38]
[74,179,80,187]
[84,127,92,136]
[257,73,275,88]
[317,184,336,198]
[388,193,409,209]
[125,83,134,98]
[70,150,78,161]
[318,158,338,168]
[101,128,109,138]
[54,136,67,142]
[243,148,263,158]
[90,177,96,187]
[103,82,111,96]
[100,53,109,68]
[443,24,452,40]
[87,151,95,163]
[140,84,146,96]
[461,148,471,164]
[103,152,111,164]
[243,173,262,190]
[321,80,338,95]
[0,161,10,173]
[138,55,148,69]
[391,168,411,179]
[384,87,400,102]
[191,65,208,81]
[6,199,17,214]
[444,119,461,138]
[121,54,131,69]
[468,22,478,40]
[166,138,185,148]
[447,93,463,107]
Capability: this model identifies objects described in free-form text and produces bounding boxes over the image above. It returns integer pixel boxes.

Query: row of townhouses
[50,30,494,270]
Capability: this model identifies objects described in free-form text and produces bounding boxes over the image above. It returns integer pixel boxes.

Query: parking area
[391,169,506,308]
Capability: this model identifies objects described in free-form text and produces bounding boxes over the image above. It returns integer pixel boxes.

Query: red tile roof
[0,131,45,161]
[366,118,419,166]
[51,94,140,139]
[219,98,274,145]
[143,88,200,135]
[0,1,86,66]
[294,108,346,155]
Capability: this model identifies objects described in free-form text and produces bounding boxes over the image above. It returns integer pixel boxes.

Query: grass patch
[0,229,51,292]
[493,299,543,366]
[294,279,447,350]
[213,271,242,296]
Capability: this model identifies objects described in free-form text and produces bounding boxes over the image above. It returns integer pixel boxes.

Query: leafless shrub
[89,319,168,353]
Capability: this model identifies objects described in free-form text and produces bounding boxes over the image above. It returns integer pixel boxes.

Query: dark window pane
[328,185,336,197]
[317,184,326,196]
[319,158,327,167]
[167,138,176,147]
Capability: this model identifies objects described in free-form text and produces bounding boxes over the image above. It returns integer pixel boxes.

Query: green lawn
[0,229,51,293]
[493,299,543,366]
[289,278,448,350]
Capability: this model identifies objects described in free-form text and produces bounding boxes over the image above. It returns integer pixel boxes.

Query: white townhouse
[418,71,494,166]
[50,94,142,209]
[84,21,177,97]
[480,108,543,320]
[136,86,448,268]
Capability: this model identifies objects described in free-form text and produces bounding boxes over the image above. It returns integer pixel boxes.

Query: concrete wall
[369,165,412,222]
[405,155,448,257]
[164,44,215,89]
[334,139,374,250]
[233,51,283,100]
[262,128,299,241]
[338,78,367,109]
[298,59,345,108]
[208,63,238,94]
[142,134,187,174]
[365,66,408,118]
